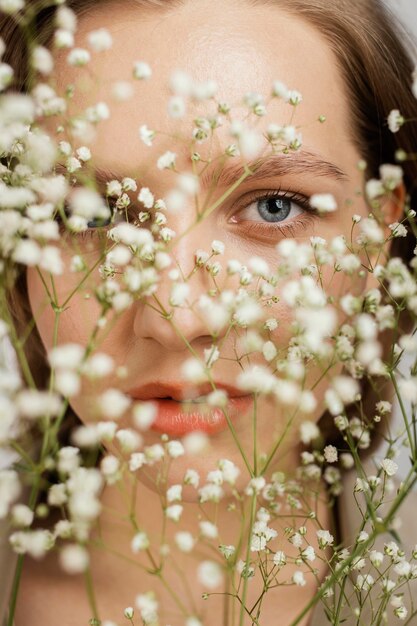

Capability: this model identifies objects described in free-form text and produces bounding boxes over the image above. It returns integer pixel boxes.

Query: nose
[132,220,220,351]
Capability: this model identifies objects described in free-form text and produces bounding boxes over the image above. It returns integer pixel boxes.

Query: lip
[127,381,253,436]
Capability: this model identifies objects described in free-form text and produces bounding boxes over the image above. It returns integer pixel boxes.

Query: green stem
[85,566,100,622]
[238,493,257,626]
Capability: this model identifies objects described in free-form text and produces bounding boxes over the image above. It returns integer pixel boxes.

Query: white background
[387,0,417,48]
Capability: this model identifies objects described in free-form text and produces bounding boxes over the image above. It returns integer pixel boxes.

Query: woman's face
[27,0,390,492]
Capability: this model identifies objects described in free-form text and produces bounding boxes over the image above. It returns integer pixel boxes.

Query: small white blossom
[323,445,338,463]
[133,61,152,80]
[67,48,90,67]
[183,468,200,488]
[124,608,134,619]
[138,187,154,209]
[54,29,74,49]
[11,504,33,528]
[97,389,131,419]
[165,504,183,522]
[175,531,195,552]
[387,109,404,133]
[167,440,185,458]
[299,421,320,445]
[31,46,53,75]
[131,531,150,553]
[181,358,207,384]
[199,520,218,539]
[197,560,224,589]
[59,544,89,574]
[87,28,113,52]
[292,570,306,586]
[380,458,399,477]
[316,529,334,549]
[0,0,24,14]
[139,124,155,146]
[157,150,177,170]
[132,402,157,430]
[168,95,186,118]
[310,193,337,213]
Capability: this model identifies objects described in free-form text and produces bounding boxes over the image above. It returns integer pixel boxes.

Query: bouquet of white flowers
[0,1,417,625]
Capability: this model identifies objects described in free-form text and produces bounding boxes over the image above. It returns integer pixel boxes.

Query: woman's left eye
[234,190,310,224]
[228,189,319,243]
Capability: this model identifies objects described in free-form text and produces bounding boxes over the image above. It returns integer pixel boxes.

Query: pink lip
[148,397,253,436]
[127,381,253,436]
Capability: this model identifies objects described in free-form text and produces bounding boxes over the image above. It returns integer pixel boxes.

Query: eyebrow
[54,149,348,192]
[200,150,348,190]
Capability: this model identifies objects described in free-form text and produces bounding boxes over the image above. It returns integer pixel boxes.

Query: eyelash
[57,188,318,241]
[233,188,318,239]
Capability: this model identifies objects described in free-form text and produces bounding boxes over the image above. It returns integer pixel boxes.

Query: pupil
[258,197,291,223]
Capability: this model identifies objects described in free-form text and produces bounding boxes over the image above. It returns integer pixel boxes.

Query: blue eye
[86,215,113,228]
[256,196,292,222]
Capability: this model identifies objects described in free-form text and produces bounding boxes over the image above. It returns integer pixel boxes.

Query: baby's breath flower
[380,164,403,189]
[181,358,207,384]
[135,592,158,625]
[356,573,374,591]
[54,29,74,49]
[185,617,203,626]
[97,389,131,419]
[183,468,199,488]
[115,428,142,453]
[398,377,417,404]
[59,544,89,574]
[129,452,146,472]
[165,504,183,521]
[380,458,399,477]
[0,0,24,14]
[157,150,177,171]
[199,520,218,539]
[323,445,338,463]
[316,529,334,549]
[31,46,54,75]
[139,124,156,147]
[168,95,186,118]
[131,531,150,553]
[133,61,152,80]
[169,69,192,95]
[387,109,404,133]
[130,401,155,432]
[167,440,185,458]
[182,431,210,455]
[299,421,320,445]
[394,605,408,620]
[198,483,224,503]
[175,531,195,552]
[292,570,306,586]
[11,504,33,528]
[144,443,165,464]
[219,544,235,559]
[67,47,90,67]
[273,550,286,567]
[301,545,316,562]
[271,80,289,99]
[310,193,337,213]
[87,28,113,52]
[216,459,239,485]
[197,560,224,589]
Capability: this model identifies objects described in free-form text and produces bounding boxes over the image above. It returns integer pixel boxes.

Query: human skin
[19,1,402,624]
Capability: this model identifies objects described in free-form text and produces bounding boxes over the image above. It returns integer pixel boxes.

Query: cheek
[26,265,105,356]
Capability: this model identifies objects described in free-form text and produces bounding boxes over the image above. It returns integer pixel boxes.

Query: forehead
[52,0,358,176]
